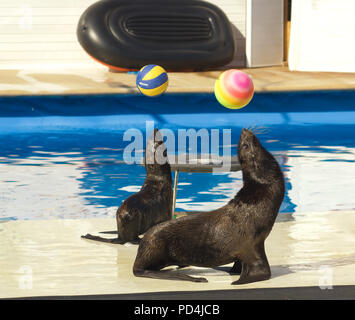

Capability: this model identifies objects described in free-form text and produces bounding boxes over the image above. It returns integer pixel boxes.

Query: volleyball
[214,69,254,109]
[136,64,168,97]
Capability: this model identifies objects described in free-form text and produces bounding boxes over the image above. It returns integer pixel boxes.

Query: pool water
[0,91,355,220]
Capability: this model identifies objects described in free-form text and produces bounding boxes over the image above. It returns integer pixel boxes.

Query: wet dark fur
[81,129,173,244]
[133,129,285,284]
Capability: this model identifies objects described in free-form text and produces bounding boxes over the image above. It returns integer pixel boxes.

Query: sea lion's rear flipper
[99,230,117,234]
[133,268,208,283]
[81,233,125,244]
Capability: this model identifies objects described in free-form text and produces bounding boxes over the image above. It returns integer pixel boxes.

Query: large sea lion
[81,128,173,244]
[133,128,285,284]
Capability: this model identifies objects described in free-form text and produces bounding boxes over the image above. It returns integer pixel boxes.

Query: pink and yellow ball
[214,69,254,109]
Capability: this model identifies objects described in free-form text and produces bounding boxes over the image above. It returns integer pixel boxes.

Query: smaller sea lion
[133,128,285,284]
[82,128,173,244]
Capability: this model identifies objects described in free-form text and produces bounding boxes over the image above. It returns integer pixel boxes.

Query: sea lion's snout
[241,128,253,137]
[153,130,164,150]
[145,129,164,164]
[239,128,253,150]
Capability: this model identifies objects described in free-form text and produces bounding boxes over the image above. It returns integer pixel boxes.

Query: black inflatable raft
[77,0,235,71]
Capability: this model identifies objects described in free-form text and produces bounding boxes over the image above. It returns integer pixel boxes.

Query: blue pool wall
[0,90,355,134]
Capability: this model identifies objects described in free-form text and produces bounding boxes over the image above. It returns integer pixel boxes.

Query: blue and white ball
[136,64,168,97]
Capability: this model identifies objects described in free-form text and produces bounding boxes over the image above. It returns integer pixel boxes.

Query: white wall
[289,0,355,72]
[0,0,99,70]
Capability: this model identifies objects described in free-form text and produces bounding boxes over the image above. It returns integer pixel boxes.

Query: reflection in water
[0,127,355,220]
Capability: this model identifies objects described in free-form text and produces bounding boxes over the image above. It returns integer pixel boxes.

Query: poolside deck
[1,210,355,299]
[1,66,355,96]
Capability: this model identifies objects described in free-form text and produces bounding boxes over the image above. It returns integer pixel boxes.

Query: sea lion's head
[145,128,171,177]
[238,128,278,183]
[238,128,262,162]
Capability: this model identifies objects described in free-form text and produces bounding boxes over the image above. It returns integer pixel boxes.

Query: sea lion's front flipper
[231,242,271,285]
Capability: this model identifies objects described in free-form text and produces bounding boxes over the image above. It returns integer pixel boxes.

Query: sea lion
[81,128,173,244]
[133,128,285,284]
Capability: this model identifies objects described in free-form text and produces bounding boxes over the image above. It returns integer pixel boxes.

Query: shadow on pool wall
[0,91,355,220]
